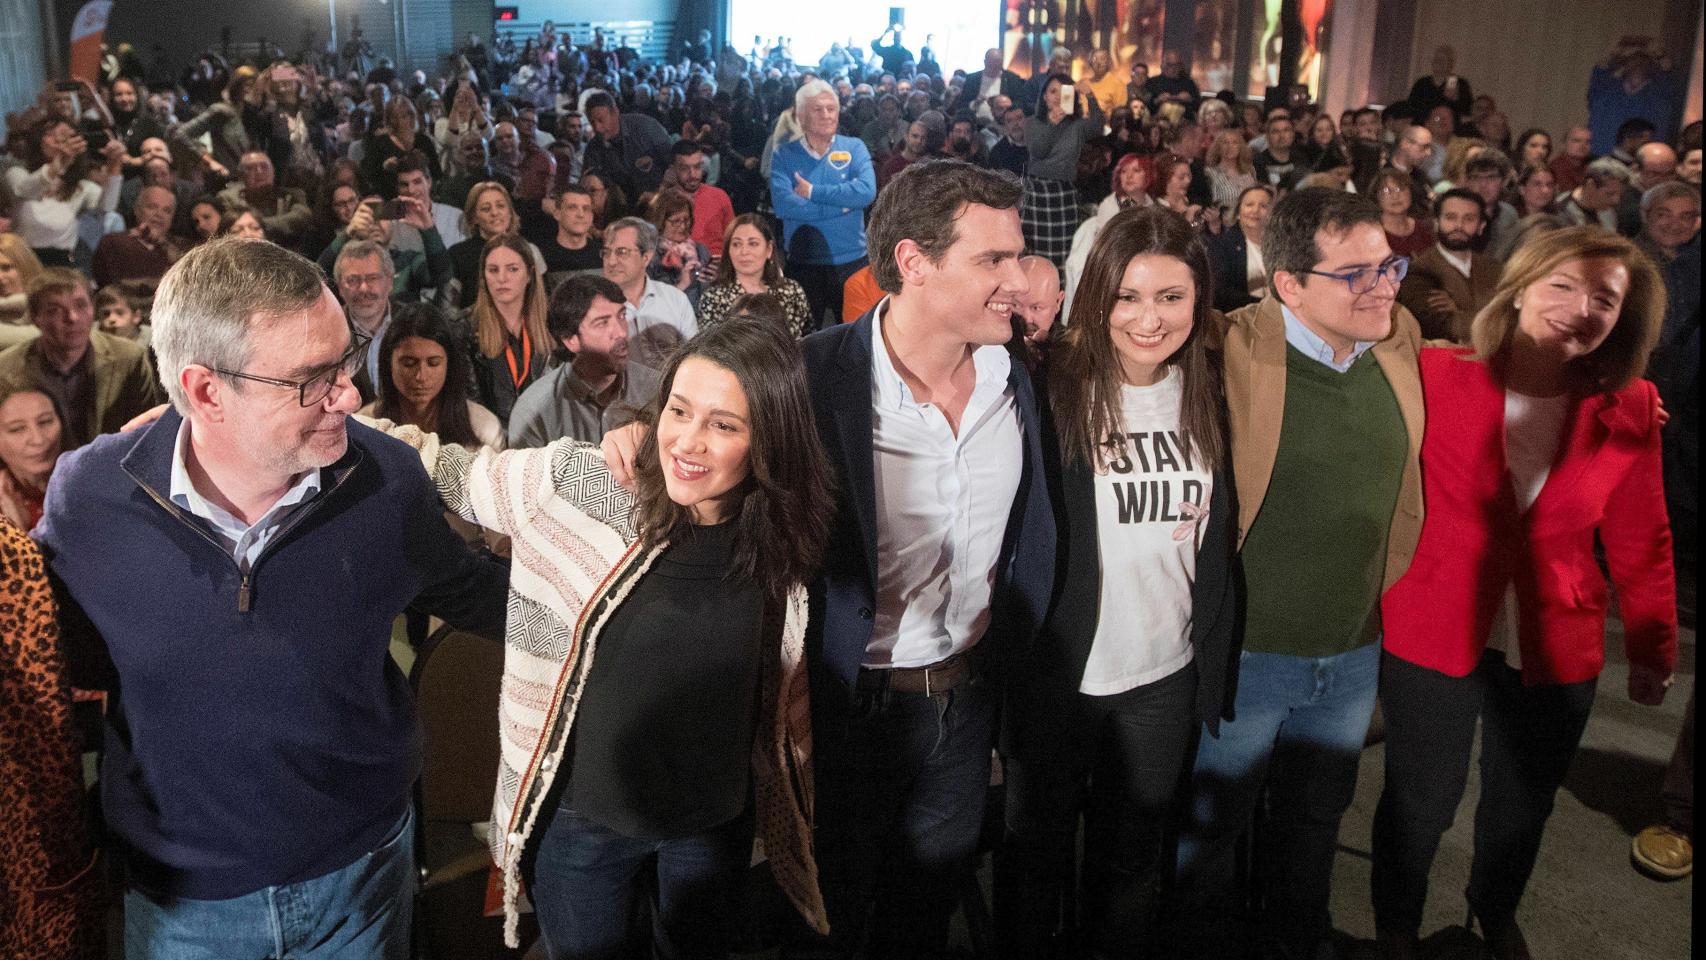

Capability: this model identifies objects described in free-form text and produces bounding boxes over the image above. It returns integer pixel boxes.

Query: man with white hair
[769,77,877,330]
[35,237,507,959]
[91,184,182,287]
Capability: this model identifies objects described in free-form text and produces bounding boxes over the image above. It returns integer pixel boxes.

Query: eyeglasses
[601,246,641,259]
[213,331,372,407]
[1302,256,1410,294]
[338,272,390,289]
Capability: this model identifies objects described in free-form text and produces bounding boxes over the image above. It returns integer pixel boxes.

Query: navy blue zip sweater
[34,408,509,899]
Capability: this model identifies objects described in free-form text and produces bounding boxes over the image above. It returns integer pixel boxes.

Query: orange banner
[68,1,112,84]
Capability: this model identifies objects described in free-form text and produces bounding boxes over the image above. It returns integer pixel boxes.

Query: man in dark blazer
[795,159,1056,958]
[960,47,1026,124]
[595,159,1056,958]
[1397,189,1500,341]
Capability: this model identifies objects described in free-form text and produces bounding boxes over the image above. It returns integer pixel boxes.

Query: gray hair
[793,78,836,116]
[606,216,659,254]
[152,237,327,411]
[1197,99,1235,127]
[333,239,396,280]
[1640,180,1701,215]
[1584,157,1634,185]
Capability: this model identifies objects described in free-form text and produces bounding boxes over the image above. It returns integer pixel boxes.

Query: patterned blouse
[697,278,814,339]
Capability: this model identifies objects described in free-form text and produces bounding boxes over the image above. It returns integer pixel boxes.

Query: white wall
[509,0,682,31]
[1404,0,1676,142]
[727,0,998,75]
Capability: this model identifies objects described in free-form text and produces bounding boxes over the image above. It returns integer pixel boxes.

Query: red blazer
[1382,348,1677,685]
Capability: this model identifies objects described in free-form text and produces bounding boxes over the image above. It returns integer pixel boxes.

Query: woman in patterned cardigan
[0,522,102,958]
[376,309,835,956]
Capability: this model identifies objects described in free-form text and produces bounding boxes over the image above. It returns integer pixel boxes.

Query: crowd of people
[0,15,1698,960]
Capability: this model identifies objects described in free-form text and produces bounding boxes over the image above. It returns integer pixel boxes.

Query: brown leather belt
[858,647,980,697]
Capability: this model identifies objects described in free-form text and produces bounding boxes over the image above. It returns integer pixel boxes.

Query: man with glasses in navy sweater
[35,237,508,960]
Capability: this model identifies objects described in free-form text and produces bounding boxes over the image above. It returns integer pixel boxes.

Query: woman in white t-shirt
[999,205,1240,955]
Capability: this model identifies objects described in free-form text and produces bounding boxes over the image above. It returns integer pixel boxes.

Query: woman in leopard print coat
[1,522,102,958]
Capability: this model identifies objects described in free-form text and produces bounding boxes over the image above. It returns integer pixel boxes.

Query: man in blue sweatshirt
[770,78,877,331]
[35,237,509,960]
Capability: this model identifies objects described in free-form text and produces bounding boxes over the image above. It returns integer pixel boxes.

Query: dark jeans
[998,663,1198,959]
[1371,650,1597,937]
[787,257,869,332]
[529,805,753,960]
[788,664,998,960]
[1174,642,1380,959]
[1663,684,1694,835]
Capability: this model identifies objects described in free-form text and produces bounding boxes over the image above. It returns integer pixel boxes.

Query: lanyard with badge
[505,328,533,391]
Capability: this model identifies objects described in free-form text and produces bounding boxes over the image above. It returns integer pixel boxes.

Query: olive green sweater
[1241,344,1408,658]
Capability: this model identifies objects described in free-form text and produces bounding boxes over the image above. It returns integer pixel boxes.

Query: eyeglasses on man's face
[1303,256,1410,295]
[213,331,372,407]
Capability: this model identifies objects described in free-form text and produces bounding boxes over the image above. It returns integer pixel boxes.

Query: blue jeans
[528,806,753,960]
[791,669,998,960]
[123,807,414,960]
[1174,642,1380,959]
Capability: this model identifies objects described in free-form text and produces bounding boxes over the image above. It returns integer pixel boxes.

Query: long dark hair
[1051,205,1226,472]
[374,302,480,447]
[711,213,783,287]
[630,312,835,602]
[1033,72,1075,118]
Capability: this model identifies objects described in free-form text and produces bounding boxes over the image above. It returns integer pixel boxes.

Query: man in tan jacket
[1176,188,1426,960]
[0,269,161,449]
[1397,189,1501,341]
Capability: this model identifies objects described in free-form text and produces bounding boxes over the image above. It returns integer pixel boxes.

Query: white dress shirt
[1486,389,1571,671]
[867,300,1023,669]
[1439,246,1473,277]
[1245,240,1268,299]
[169,419,322,573]
[625,278,700,340]
[353,307,392,392]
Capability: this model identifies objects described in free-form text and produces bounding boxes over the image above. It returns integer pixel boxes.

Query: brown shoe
[1632,824,1693,879]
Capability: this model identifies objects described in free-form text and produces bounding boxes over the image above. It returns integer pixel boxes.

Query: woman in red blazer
[1371,226,1678,960]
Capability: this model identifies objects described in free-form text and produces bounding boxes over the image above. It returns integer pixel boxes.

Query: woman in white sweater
[2,117,124,265]
[373,310,836,957]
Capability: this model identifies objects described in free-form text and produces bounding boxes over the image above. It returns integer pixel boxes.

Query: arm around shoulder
[1598,381,1678,675]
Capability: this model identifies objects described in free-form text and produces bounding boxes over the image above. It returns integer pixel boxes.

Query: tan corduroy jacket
[0,330,162,448]
[1217,296,1427,592]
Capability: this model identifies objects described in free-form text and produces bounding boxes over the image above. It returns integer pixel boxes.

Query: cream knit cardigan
[384,426,827,946]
